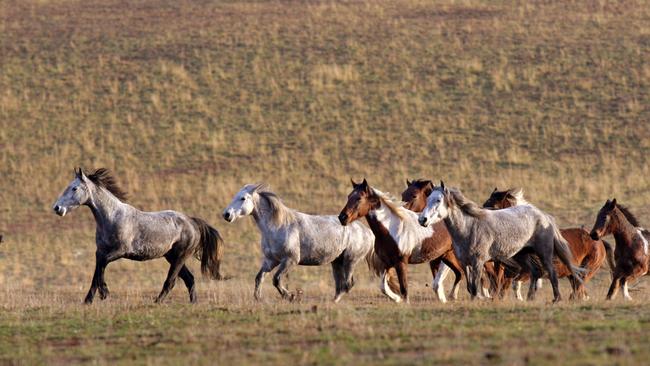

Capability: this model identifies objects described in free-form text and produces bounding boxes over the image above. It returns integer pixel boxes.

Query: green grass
[1,0,650,364]
[2,283,650,365]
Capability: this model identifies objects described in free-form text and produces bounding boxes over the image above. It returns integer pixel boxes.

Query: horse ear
[611,198,617,207]
[493,187,498,193]
[440,180,445,190]
[350,178,358,187]
[425,180,434,193]
[361,178,370,192]
[406,179,411,187]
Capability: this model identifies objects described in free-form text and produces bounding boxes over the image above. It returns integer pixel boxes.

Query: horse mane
[251,184,296,226]
[506,187,529,206]
[86,168,128,202]
[410,179,433,189]
[372,188,407,221]
[616,204,641,227]
[447,188,485,218]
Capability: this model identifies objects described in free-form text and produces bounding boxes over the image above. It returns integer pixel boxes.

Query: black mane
[84,168,128,202]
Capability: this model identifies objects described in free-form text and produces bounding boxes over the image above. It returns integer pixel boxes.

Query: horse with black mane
[590,199,650,300]
[53,168,224,304]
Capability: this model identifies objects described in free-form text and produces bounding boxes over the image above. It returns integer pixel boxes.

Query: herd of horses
[51,168,650,304]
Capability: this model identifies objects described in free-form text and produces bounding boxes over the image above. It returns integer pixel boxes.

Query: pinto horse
[484,188,614,300]
[339,179,462,303]
[590,199,650,300]
[402,179,493,299]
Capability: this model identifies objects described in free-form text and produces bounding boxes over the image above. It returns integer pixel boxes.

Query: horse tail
[552,225,586,282]
[191,217,225,280]
[365,247,401,294]
[601,239,616,275]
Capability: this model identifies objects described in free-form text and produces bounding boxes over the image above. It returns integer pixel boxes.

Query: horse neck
[86,185,130,229]
[364,213,391,239]
[444,205,472,238]
[372,200,404,234]
[611,209,638,247]
[250,193,284,231]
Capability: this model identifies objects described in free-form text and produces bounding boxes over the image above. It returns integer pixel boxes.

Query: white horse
[419,182,583,302]
[223,184,374,302]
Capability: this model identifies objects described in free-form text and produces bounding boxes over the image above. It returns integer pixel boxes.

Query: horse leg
[395,260,409,303]
[84,252,108,304]
[273,259,297,301]
[513,281,524,301]
[442,252,464,301]
[540,254,561,303]
[178,265,196,303]
[155,254,186,303]
[568,276,576,300]
[331,255,346,303]
[254,258,279,301]
[606,274,621,300]
[468,259,486,300]
[481,274,492,299]
[621,276,633,300]
[430,259,448,303]
[341,256,356,293]
[380,268,403,303]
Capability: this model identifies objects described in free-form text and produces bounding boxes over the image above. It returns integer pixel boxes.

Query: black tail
[191,217,225,280]
[601,239,616,276]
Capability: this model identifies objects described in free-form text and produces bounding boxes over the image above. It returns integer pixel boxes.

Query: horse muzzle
[223,211,234,223]
[418,216,429,227]
[53,205,67,217]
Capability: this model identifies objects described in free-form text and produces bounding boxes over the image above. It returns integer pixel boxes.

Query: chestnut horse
[402,179,493,299]
[339,179,462,303]
[590,199,649,300]
[484,188,615,300]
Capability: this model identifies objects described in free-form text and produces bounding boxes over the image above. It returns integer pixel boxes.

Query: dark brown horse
[590,199,649,300]
[338,179,463,303]
[403,179,494,299]
[484,188,614,300]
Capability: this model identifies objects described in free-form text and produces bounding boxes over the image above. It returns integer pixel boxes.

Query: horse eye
[72,187,78,192]
[240,197,246,201]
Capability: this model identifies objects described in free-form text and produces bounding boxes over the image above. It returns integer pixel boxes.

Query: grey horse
[223,184,375,302]
[53,168,224,304]
[418,182,583,302]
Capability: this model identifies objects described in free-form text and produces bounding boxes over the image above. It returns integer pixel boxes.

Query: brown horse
[339,179,463,303]
[484,188,615,300]
[402,179,494,299]
[590,199,649,300]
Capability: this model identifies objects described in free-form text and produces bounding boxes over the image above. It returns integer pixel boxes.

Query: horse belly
[127,240,173,261]
[298,248,341,266]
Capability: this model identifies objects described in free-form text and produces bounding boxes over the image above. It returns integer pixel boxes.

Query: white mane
[508,188,530,206]
[371,187,434,256]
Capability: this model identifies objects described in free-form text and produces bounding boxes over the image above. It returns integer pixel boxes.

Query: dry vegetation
[1,0,649,364]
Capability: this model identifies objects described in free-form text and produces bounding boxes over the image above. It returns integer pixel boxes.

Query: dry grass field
[1,0,649,364]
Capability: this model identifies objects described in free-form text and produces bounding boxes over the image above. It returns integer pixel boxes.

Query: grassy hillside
[0,0,649,364]
[1,0,649,286]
